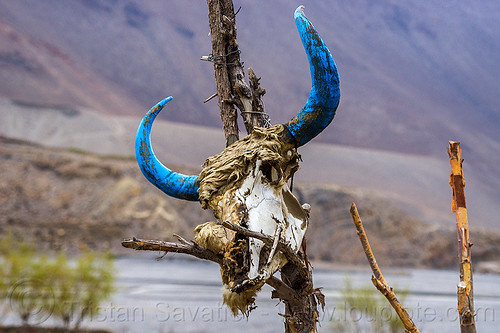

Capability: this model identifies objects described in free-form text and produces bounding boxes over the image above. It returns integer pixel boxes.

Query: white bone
[234,160,307,281]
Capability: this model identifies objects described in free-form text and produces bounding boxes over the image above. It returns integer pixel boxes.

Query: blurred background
[0,1,499,332]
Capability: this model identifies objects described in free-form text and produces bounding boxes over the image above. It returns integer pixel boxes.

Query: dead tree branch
[205,0,269,146]
[206,0,239,146]
[448,141,476,333]
[350,203,420,333]
[246,67,270,129]
[121,236,301,306]
[121,237,222,264]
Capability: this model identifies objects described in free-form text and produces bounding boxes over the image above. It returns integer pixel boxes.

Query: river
[4,255,496,332]
[64,255,498,333]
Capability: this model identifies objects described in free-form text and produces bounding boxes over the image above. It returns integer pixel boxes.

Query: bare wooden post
[206,0,239,146]
[205,0,269,146]
[350,203,420,333]
[448,141,476,333]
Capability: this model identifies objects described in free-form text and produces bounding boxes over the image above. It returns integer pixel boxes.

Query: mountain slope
[0,1,498,152]
[0,1,498,228]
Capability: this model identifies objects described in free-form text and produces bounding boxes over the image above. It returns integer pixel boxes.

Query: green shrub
[0,234,115,329]
[330,276,408,333]
[0,237,11,324]
[52,252,116,330]
[0,236,50,326]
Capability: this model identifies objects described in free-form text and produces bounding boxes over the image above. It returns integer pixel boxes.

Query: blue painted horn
[135,6,339,201]
[284,6,340,147]
[135,97,200,201]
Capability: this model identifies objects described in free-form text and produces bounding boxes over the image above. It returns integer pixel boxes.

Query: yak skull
[134,6,340,315]
[196,125,307,293]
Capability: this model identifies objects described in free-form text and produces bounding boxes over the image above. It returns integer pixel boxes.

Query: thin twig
[350,203,420,333]
[267,224,283,266]
[203,92,218,103]
[173,233,192,245]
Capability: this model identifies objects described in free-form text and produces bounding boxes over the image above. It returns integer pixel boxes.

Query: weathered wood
[448,141,476,333]
[121,237,222,264]
[206,0,240,146]
[206,0,270,141]
[280,261,319,333]
[350,203,420,333]
[247,67,270,129]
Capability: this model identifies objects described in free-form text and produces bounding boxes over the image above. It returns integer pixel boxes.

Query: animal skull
[135,6,340,315]
[196,125,307,293]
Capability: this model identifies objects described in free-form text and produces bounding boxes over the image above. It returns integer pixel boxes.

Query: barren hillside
[0,1,498,231]
[1,100,497,230]
[0,1,499,268]
[2,136,499,269]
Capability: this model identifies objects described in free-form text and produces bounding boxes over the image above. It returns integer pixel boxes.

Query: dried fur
[193,221,232,255]
[223,287,260,317]
[198,125,299,214]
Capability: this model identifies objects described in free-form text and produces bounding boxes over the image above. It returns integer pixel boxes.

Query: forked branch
[121,234,299,304]
[350,203,420,333]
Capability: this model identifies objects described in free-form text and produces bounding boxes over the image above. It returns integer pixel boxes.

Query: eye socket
[260,163,281,184]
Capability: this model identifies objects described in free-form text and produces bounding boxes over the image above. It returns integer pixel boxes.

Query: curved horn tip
[285,6,340,147]
[159,96,173,107]
[294,5,306,18]
[148,96,173,117]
